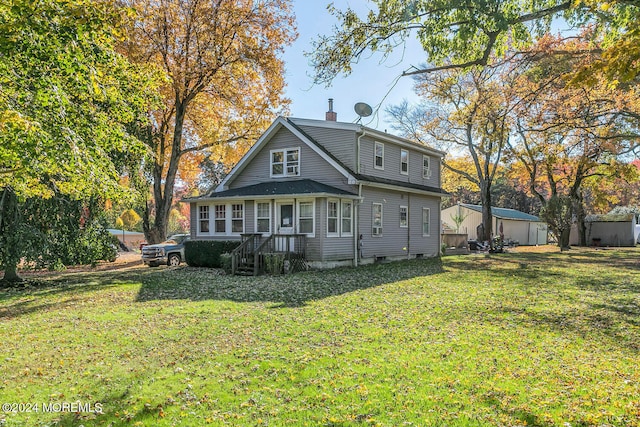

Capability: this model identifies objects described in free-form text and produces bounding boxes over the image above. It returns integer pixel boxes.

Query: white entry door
[276,201,295,251]
[276,202,294,234]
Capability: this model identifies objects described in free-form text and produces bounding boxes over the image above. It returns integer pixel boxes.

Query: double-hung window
[214,205,226,233]
[400,149,409,175]
[327,199,353,237]
[231,204,244,233]
[256,202,270,234]
[422,207,431,236]
[423,155,431,178]
[199,205,210,233]
[327,200,339,236]
[400,206,408,228]
[298,201,314,235]
[372,203,383,236]
[271,148,300,177]
[341,201,353,236]
[374,142,384,170]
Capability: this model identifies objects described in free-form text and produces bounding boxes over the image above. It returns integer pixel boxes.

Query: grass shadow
[135,258,445,308]
[0,267,148,319]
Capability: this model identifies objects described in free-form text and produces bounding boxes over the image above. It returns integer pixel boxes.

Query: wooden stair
[231,234,307,276]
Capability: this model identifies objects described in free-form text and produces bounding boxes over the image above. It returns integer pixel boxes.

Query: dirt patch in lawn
[4,252,146,280]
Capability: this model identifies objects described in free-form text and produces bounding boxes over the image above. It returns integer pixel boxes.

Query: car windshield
[167,235,188,244]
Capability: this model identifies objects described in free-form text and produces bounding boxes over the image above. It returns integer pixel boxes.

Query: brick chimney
[325,98,337,121]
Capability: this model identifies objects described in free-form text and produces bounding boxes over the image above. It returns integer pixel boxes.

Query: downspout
[354,184,362,267]
[354,128,367,266]
[407,193,411,259]
[357,128,368,174]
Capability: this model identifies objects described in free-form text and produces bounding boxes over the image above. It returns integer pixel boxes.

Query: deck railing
[231,234,262,275]
[231,233,307,275]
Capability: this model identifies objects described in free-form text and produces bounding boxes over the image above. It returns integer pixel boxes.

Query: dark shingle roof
[356,174,448,196]
[205,179,357,198]
[461,204,540,221]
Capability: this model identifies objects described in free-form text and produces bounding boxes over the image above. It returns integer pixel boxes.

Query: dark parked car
[141,234,190,267]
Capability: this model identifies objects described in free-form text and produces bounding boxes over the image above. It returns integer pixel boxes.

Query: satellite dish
[354,102,373,118]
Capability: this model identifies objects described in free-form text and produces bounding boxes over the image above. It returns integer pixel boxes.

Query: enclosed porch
[187,179,360,274]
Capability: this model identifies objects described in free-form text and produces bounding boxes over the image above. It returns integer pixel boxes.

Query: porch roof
[190,179,358,201]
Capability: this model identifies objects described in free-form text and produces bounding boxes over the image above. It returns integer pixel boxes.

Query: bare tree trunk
[0,188,23,284]
[1,262,22,284]
[144,99,186,244]
[480,181,493,247]
[559,227,571,251]
[575,196,587,247]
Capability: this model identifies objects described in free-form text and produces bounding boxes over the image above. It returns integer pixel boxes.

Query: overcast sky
[281,1,425,132]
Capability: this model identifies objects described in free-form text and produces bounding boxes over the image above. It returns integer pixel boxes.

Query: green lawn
[1,248,639,426]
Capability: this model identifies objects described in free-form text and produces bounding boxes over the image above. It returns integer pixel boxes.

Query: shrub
[184,240,240,268]
[263,252,285,275]
[219,253,232,274]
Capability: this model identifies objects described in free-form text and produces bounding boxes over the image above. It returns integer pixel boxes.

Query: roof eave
[186,192,362,203]
[358,180,447,198]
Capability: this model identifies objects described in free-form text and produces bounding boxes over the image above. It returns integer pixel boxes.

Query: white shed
[570,214,639,247]
[442,203,548,246]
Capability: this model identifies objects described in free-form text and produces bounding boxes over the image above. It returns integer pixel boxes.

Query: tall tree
[389,65,516,245]
[308,0,639,84]
[509,36,640,248]
[0,0,157,283]
[0,0,151,198]
[119,0,296,243]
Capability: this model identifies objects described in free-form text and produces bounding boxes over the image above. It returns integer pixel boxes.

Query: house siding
[296,125,357,171]
[408,193,441,257]
[358,187,441,260]
[358,136,440,188]
[229,127,352,192]
[316,196,356,261]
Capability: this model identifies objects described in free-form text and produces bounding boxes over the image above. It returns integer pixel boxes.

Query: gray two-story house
[187,112,446,273]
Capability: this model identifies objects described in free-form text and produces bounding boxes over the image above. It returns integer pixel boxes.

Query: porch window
[199,205,210,233]
[400,149,409,175]
[256,202,270,233]
[271,148,300,177]
[214,204,226,233]
[422,207,431,236]
[400,205,408,228]
[231,203,244,233]
[423,155,431,178]
[374,142,384,170]
[372,202,383,237]
[341,200,353,236]
[327,199,353,237]
[298,201,314,235]
[327,200,339,236]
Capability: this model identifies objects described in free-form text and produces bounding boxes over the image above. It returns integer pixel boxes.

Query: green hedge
[184,240,241,268]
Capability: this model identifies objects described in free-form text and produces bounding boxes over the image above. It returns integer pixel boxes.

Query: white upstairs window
[400,149,409,175]
[374,142,384,170]
[423,155,431,179]
[271,148,300,177]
